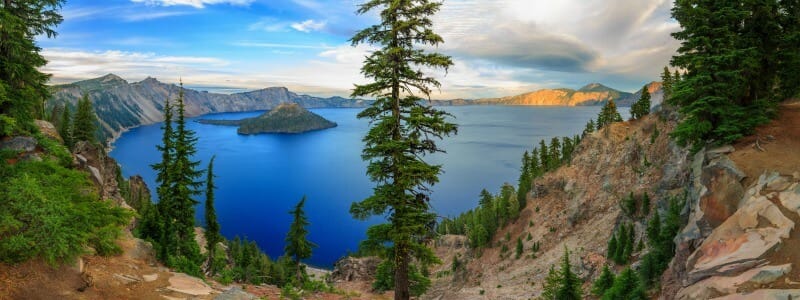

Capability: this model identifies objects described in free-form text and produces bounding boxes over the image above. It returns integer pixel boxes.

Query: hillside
[474,83,633,106]
[201,102,338,134]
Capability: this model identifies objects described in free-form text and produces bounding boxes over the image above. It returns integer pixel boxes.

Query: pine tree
[596,99,622,130]
[548,137,561,170]
[149,95,175,260]
[538,140,548,172]
[204,156,222,275]
[583,119,595,137]
[349,1,456,297]
[517,151,531,209]
[591,265,615,297]
[171,83,204,261]
[72,94,97,143]
[479,188,493,208]
[0,0,64,135]
[58,105,72,148]
[602,267,645,300]
[631,85,651,120]
[285,196,317,284]
[607,233,617,260]
[529,148,541,178]
[641,193,650,216]
[515,236,523,259]
[778,0,800,99]
[541,264,560,300]
[556,247,582,300]
[661,67,673,102]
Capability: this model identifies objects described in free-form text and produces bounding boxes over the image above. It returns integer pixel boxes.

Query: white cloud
[290,19,327,33]
[248,18,290,32]
[130,0,254,9]
[123,11,194,21]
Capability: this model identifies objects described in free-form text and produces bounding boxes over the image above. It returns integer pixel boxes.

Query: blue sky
[39,0,680,99]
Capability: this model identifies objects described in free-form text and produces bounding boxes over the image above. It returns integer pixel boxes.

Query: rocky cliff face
[474,83,635,106]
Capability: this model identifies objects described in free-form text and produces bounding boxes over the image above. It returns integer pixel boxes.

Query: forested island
[200,102,337,134]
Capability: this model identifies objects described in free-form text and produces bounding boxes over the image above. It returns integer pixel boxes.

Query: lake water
[110,105,612,267]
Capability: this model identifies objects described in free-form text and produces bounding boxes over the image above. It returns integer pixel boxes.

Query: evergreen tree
[631,85,651,120]
[556,247,582,300]
[479,188,493,208]
[149,95,175,260]
[48,103,64,126]
[529,148,541,178]
[515,236,523,259]
[596,99,622,130]
[0,0,64,135]
[661,66,673,101]
[673,70,681,83]
[72,94,97,143]
[602,267,645,300]
[641,193,650,216]
[548,137,561,170]
[583,119,595,137]
[541,264,560,300]
[517,151,531,209]
[591,265,615,297]
[204,156,222,274]
[57,105,72,148]
[538,140,548,172]
[171,83,204,261]
[285,196,317,284]
[778,0,800,99]
[349,1,456,297]
[607,234,617,260]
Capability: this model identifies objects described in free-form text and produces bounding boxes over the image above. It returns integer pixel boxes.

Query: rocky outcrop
[0,136,37,152]
[330,256,381,283]
[201,102,337,134]
[72,141,129,208]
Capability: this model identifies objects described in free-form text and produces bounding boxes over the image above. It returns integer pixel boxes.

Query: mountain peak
[578,82,616,92]
[98,73,126,83]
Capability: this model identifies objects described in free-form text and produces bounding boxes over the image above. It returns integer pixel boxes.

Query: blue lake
[110,105,612,267]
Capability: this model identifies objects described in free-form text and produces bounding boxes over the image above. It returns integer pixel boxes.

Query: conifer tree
[58,105,72,148]
[602,267,645,300]
[591,265,615,297]
[661,67,673,101]
[204,156,222,274]
[72,94,97,143]
[778,0,800,99]
[607,234,617,260]
[596,99,622,130]
[150,96,175,260]
[479,189,493,208]
[515,236,523,259]
[583,119,595,137]
[285,196,317,284]
[538,140,548,172]
[556,247,582,300]
[548,137,561,170]
[631,85,651,120]
[541,264,560,300]
[171,83,204,261]
[529,148,541,178]
[0,0,64,135]
[349,1,456,297]
[517,151,531,209]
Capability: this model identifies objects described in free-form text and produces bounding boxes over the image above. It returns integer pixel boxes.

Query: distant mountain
[200,102,337,134]
[616,81,664,108]
[473,83,633,106]
[48,74,655,143]
[49,74,376,143]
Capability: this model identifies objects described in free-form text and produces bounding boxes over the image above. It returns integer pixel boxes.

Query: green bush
[0,159,131,265]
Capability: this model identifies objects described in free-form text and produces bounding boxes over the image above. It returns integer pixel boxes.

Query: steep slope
[475,83,634,106]
[201,102,338,134]
[423,108,691,299]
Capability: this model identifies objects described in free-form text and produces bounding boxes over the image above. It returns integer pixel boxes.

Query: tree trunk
[394,240,410,300]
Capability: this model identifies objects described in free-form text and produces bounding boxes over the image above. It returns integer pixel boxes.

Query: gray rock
[0,136,37,152]
[706,145,735,159]
[214,287,258,300]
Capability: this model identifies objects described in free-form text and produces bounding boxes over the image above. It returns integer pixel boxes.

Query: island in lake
[200,102,337,134]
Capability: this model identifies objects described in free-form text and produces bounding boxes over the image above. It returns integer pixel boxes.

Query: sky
[38,0,681,99]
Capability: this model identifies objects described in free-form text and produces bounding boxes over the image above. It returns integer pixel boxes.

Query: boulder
[34,120,62,142]
[214,287,258,300]
[167,272,215,296]
[0,136,37,152]
[677,264,792,299]
[711,289,800,300]
[685,193,794,285]
[706,145,735,160]
[698,156,746,227]
[330,256,381,282]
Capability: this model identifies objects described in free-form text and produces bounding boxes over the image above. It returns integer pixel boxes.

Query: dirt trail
[730,103,800,186]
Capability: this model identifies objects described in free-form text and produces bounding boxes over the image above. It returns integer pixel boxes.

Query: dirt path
[730,103,800,186]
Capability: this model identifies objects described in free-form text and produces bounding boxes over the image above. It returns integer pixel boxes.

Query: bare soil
[730,103,800,186]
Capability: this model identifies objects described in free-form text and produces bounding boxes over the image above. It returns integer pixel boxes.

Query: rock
[706,145,735,159]
[34,120,62,142]
[214,287,258,300]
[779,183,800,216]
[0,136,37,152]
[20,152,42,162]
[113,273,141,284]
[167,273,214,296]
[698,156,746,227]
[685,194,794,285]
[330,256,381,282]
[88,166,103,187]
[195,227,207,255]
[142,274,158,282]
[73,257,85,274]
[127,175,151,211]
[711,289,800,300]
[678,264,792,299]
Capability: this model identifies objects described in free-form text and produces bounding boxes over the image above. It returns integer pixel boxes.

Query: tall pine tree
[171,83,203,261]
[285,196,317,284]
[72,94,97,143]
[596,99,622,130]
[349,1,456,298]
[0,0,64,135]
[204,156,221,274]
[631,85,651,120]
[58,105,72,148]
